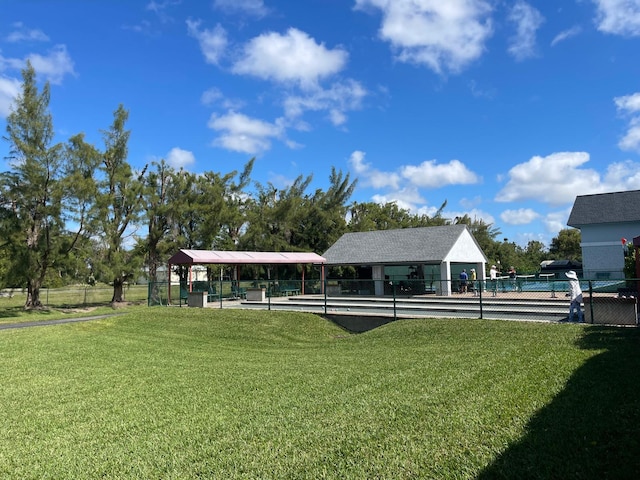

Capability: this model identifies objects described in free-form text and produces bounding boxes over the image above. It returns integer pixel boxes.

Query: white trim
[580,241,624,247]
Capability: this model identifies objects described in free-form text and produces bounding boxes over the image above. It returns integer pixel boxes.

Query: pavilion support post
[302,267,305,295]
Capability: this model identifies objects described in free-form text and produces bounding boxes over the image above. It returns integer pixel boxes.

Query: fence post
[392,282,397,321]
[588,280,594,324]
[268,280,271,311]
[324,278,327,315]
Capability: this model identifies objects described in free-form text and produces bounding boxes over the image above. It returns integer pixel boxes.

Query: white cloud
[615,92,640,152]
[208,111,284,154]
[231,28,348,89]
[24,45,75,85]
[213,0,268,17]
[354,0,493,74]
[0,75,21,118]
[593,0,640,36]
[619,121,640,152]
[507,1,544,60]
[543,209,572,235]
[371,187,428,211]
[146,0,181,23]
[200,87,245,110]
[496,152,601,205]
[602,159,640,189]
[283,79,367,126]
[349,151,481,211]
[500,208,540,225]
[495,152,640,206]
[187,20,228,65]
[551,26,582,46]
[348,150,400,189]
[201,87,223,105]
[615,92,640,112]
[166,147,195,168]
[371,189,424,209]
[400,159,480,187]
[6,23,49,43]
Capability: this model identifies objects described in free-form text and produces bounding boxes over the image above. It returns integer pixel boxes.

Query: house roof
[168,249,326,265]
[322,225,487,265]
[567,189,640,227]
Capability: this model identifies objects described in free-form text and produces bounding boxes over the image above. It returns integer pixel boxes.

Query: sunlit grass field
[0,308,638,478]
[0,285,148,325]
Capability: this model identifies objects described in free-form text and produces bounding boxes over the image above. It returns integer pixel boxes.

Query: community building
[322,225,488,296]
[567,189,640,280]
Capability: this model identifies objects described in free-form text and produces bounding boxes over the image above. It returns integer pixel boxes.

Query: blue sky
[1,0,640,247]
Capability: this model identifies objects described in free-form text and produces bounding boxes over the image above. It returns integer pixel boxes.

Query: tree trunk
[112,277,125,303]
[148,258,161,305]
[25,279,44,309]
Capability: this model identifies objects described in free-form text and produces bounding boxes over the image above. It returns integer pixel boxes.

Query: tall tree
[241,175,313,252]
[141,160,177,296]
[93,105,146,303]
[217,158,254,250]
[0,62,89,308]
[295,168,356,253]
[348,200,447,232]
[549,228,582,262]
[523,239,547,272]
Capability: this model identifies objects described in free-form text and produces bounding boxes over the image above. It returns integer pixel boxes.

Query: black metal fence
[148,277,639,326]
[1,284,148,307]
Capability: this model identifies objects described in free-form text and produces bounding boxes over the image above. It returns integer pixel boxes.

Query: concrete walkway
[0,314,122,331]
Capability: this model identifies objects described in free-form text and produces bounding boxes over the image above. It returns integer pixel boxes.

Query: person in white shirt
[489,265,498,296]
[565,270,584,323]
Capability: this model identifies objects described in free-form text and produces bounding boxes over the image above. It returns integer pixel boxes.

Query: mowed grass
[0,286,147,325]
[0,309,639,479]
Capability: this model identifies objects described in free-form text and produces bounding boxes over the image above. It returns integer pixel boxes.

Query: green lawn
[0,309,638,479]
[0,286,147,325]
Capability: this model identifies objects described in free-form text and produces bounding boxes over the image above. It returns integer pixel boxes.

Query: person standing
[508,266,517,291]
[470,268,477,296]
[565,270,584,323]
[459,269,468,293]
[489,265,498,296]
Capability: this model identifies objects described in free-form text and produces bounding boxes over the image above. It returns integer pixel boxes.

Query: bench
[618,287,638,298]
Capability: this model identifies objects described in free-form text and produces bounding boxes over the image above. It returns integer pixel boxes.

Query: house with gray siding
[322,225,488,296]
[567,189,640,280]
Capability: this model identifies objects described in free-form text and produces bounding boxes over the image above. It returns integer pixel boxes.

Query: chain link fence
[1,284,149,308]
[148,277,639,326]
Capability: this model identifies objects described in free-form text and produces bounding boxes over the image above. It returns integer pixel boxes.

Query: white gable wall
[438,230,487,295]
[443,230,487,263]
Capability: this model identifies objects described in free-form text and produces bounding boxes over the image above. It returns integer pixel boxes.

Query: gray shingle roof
[322,225,474,265]
[567,190,640,227]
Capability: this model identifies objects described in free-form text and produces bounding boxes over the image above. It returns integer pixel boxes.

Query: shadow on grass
[478,326,640,479]
[0,306,27,319]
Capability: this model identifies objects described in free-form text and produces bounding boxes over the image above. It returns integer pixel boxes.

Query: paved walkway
[0,314,122,331]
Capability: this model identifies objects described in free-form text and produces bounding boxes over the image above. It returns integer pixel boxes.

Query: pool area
[494,277,626,294]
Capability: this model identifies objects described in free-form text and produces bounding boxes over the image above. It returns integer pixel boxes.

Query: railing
[147,277,639,326]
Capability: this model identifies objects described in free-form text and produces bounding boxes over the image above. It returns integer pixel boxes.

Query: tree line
[0,63,581,308]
